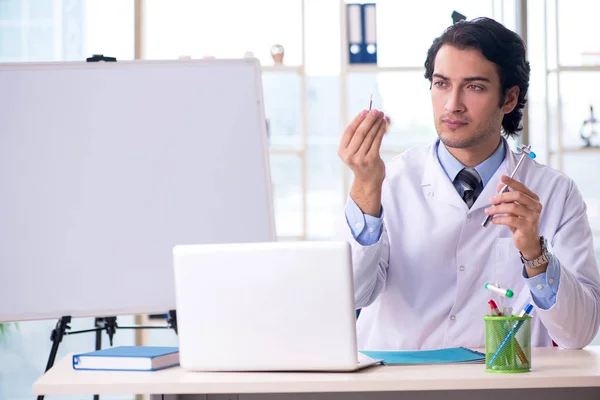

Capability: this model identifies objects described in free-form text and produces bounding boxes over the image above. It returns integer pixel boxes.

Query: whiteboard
[0,59,276,322]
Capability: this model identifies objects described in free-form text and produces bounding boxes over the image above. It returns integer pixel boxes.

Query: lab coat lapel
[421,143,469,211]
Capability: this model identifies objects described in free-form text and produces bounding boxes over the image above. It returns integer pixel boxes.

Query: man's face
[430,45,515,149]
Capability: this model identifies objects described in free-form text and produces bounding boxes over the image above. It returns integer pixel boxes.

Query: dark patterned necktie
[455,167,482,208]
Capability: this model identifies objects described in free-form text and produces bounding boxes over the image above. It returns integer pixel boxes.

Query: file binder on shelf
[347,3,363,64]
[362,3,377,64]
[346,3,377,64]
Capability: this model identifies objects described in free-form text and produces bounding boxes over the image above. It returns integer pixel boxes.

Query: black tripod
[37,310,177,400]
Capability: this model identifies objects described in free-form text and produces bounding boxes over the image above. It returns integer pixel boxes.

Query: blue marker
[488,303,534,367]
[482,144,536,228]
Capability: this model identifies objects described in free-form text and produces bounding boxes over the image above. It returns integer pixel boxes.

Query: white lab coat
[345,140,600,350]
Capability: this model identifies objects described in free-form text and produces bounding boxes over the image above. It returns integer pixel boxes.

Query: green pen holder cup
[483,315,532,373]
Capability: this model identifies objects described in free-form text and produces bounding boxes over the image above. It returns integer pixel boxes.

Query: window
[145,0,303,65]
[374,0,495,67]
[0,0,133,62]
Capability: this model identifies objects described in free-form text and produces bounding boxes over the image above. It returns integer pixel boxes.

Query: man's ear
[502,86,520,114]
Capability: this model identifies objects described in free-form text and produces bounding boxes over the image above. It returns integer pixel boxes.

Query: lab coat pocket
[490,238,522,291]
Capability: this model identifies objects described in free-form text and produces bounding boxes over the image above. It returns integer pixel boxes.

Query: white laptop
[172,240,381,372]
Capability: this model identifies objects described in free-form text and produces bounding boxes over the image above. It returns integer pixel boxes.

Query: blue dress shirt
[344,139,560,309]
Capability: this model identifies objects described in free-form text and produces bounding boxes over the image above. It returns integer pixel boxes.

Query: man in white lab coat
[338,17,600,350]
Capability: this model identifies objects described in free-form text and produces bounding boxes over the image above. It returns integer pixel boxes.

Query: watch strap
[520,236,551,268]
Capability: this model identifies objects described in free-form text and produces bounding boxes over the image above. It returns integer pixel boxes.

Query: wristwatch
[520,236,551,268]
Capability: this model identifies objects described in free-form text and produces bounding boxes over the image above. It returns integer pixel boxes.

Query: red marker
[488,299,503,316]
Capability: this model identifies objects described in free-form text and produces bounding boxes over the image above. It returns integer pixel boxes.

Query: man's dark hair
[424,17,530,138]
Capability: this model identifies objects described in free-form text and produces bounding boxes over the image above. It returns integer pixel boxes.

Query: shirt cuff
[344,195,383,246]
[522,254,561,310]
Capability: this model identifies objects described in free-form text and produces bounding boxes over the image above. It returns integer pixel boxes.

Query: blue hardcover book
[359,347,485,365]
[72,346,179,371]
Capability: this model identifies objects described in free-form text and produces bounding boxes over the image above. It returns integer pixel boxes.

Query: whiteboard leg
[37,315,72,400]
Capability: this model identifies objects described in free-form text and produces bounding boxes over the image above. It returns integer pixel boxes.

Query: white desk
[34,347,600,400]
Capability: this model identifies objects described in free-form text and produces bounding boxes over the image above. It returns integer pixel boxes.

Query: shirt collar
[436,138,506,188]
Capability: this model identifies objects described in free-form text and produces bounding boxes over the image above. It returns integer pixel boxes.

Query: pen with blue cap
[488,303,534,367]
[482,144,536,228]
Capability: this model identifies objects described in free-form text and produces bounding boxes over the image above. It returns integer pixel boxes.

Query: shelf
[345,65,424,73]
[549,146,600,154]
[547,66,600,74]
[261,65,304,74]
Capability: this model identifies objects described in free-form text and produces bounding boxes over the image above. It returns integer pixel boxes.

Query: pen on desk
[488,303,533,366]
[368,94,373,111]
[482,145,536,228]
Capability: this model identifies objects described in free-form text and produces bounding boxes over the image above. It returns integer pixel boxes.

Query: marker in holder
[485,283,514,298]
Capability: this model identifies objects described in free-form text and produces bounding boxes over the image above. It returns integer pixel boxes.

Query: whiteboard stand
[0,57,275,399]
[37,311,178,400]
